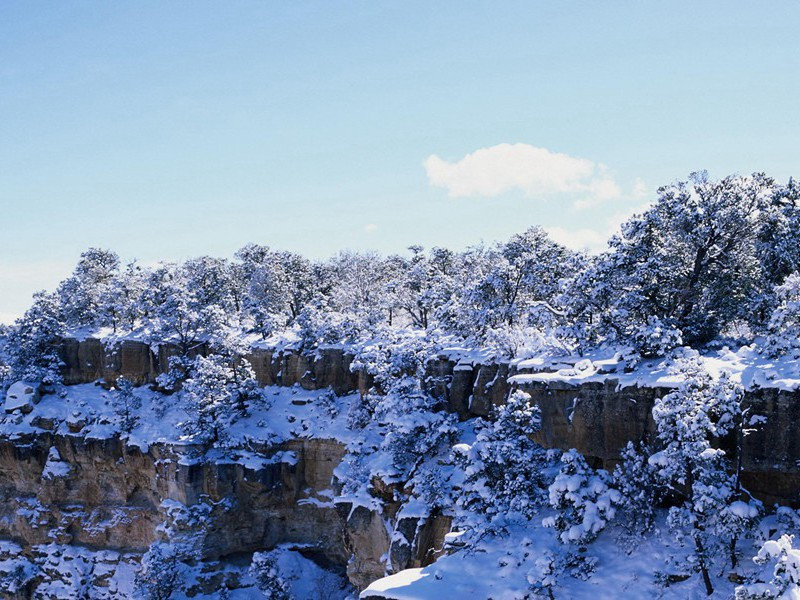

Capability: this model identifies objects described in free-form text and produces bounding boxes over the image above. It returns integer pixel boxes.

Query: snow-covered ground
[510,344,800,392]
[362,515,777,600]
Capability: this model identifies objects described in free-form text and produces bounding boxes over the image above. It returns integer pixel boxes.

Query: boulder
[4,382,39,414]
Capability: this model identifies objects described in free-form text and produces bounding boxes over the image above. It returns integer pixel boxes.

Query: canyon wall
[55,338,800,506]
[4,337,798,595]
[0,431,448,594]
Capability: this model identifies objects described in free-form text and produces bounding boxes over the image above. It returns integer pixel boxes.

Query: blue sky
[2,2,800,321]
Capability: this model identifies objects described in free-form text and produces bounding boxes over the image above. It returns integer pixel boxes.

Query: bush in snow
[133,542,182,600]
[180,353,259,448]
[456,390,550,522]
[543,449,621,545]
[249,551,292,600]
[613,440,662,539]
[765,273,800,357]
[735,535,800,599]
[296,301,363,349]
[112,376,142,434]
[3,291,64,387]
[632,316,683,359]
[649,362,760,595]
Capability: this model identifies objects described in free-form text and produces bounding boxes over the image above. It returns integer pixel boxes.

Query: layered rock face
[57,338,370,395]
[0,435,348,557]
[6,337,793,596]
[0,431,450,594]
[55,338,800,506]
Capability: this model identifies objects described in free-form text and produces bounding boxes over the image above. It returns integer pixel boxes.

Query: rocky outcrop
[0,435,347,558]
[57,338,371,395]
[0,430,453,593]
[517,378,800,506]
[53,337,800,505]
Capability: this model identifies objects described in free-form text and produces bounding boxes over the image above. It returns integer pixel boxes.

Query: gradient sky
[2,2,800,322]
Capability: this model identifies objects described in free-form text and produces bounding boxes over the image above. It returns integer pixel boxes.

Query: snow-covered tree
[249,551,292,600]
[543,449,621,545]
[613,440,662,538]
[765,273,800,357]
[4,291,64,387]
[101,260,148,333]
[112,376,142,434]
[456,390,549,521]
[133,542,181,600]
[565,172,778,353]
[327,250,391,329]
[180,354,258,447]
[736,535,800,599]
[649,363,760,594]
[57,248,120,329]
[450,228,574,348]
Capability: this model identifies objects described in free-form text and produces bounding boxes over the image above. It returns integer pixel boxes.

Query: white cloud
[545,227,610,253]
[424,143,621,208]
[632,177,649,200]
[364,223,378,233]
[547,200,655,254]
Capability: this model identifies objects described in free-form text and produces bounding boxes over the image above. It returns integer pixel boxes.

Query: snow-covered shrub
[526,551,557,599]
[407,465,452,513]
[736,535,800,599]
[649,362,760,594]
[112,376,142,434]
[0,549,37,597]
[249,551,292,600]
[155,354,192,393]
[296,302,363,349]
[3,291,64,387]
[456,390,550,521]
[158,498,215,559]
[481,323,567,360]
[632,316,683,358]
[349,329,434,394]
[765,273,800,357]
[613,441,661,539]
[133,542,182,600]
[543,449,621,545]
[180,354,259,448]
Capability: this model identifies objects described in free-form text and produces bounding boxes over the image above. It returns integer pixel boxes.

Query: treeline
[4,171,800,385]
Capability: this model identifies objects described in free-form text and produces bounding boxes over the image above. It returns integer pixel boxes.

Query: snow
[510,344,800,392]
[41,446,71,480]
[4,381,38,413]
[362,514,766,599]
[0,381,361,452]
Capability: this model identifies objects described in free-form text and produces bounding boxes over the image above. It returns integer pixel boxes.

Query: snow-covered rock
[42,447,71,480]
[4,381,39,414]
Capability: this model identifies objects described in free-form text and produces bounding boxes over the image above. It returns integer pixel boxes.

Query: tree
[57,248,120,329]
[765,273,800,357]
[143,263,228,379]
[327,250,391,330]
[566,172,777,353]
[613,440,662,539]
[133,542,181,600]
[543,449,621,545]
[4,291,64,386]
[648,362,760,595]
[180,354,258,447]
[112,376,142,434]
[249,551,292,600]
[456,390,549,521]
[459,228,573,333]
